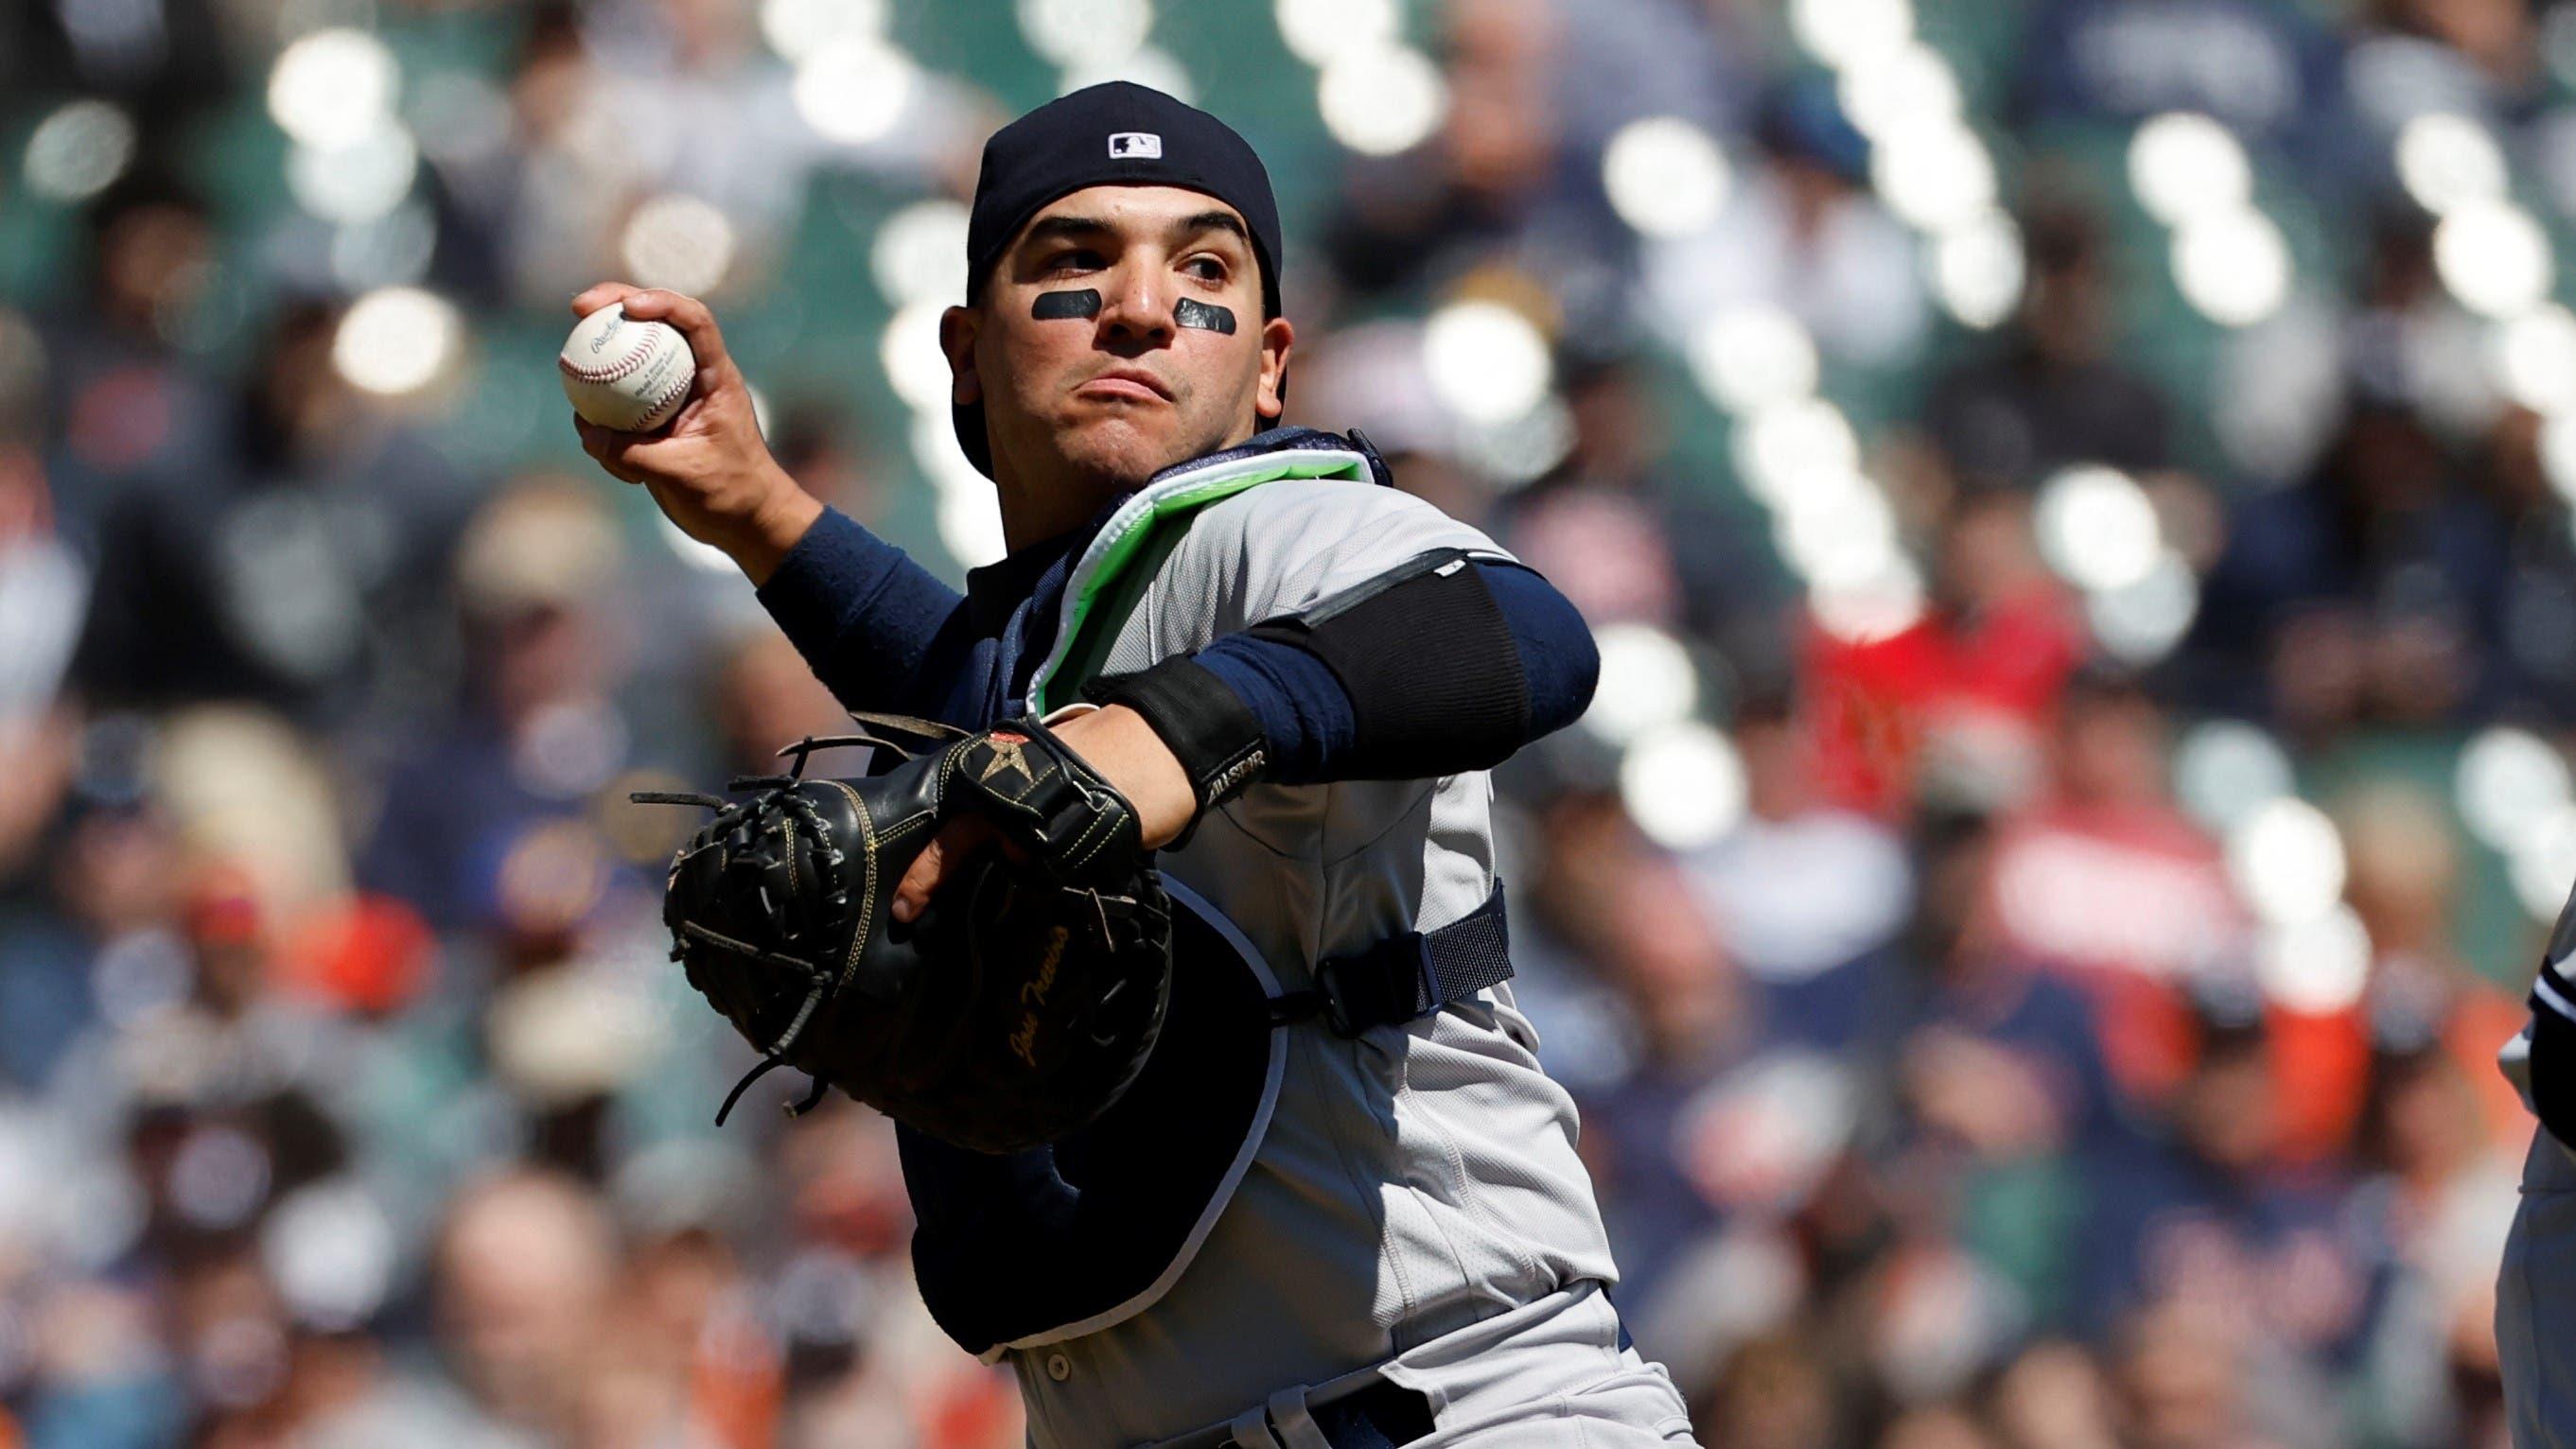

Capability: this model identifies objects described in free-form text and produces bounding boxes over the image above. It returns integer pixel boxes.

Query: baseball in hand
[559,303,696,432]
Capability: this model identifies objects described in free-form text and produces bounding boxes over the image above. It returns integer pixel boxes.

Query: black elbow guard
[1246,549,1531,778]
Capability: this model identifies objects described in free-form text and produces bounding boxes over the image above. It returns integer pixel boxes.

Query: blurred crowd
[8,0,2576,1445]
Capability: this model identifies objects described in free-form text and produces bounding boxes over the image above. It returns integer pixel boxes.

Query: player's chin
[1056,411,1198,482]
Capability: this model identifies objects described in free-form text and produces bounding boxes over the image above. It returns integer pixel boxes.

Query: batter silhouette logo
[1108,131,1162,159]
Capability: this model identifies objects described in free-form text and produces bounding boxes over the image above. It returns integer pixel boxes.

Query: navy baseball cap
[953,81,1286,479]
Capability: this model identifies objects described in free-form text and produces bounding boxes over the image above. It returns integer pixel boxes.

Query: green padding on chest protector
[1031,451,1371,711]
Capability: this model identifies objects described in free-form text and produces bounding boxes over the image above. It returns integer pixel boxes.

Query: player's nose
[1095,262,1176,346]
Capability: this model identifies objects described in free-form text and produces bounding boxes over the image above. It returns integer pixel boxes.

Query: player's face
[948,185,1292,492]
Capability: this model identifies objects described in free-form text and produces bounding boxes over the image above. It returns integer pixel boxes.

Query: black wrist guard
[1085,655,1269,843]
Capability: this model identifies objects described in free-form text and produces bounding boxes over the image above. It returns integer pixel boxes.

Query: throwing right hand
[568,283,820,584]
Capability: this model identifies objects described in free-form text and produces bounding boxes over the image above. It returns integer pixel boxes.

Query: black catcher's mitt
[632,713,1173,1152]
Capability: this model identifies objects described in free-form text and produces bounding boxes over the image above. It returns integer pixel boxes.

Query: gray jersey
[995,456,1634,1445]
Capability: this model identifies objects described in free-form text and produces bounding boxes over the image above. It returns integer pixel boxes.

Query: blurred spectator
[1979,671,2248,1108]
[710,627,858,778]
[422,3,624,311]
[9,4,234,131]
[357,478,632,934]
[1888,800,2120,1330]
[1638,79,1927,372]
[68,296,473,728]
[1915,199,2173,498]
[1988,1340,2121,1449]
[2075,989,2373,1398]
[1319,0,1609,304]
[426,1167,621,1443]
[1683,693,1911,1049]
[0,356,91,740]
[2197,395,2509,737]
[1801,489,2085,817]
[2350,0,2539,122]
[1503,350,1791,667]
[39,168,229,530]
[2015,0,2355,169]
[2470,404,2576,718]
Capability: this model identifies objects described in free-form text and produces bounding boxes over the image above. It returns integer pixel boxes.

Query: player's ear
[1254,314,1293,422]
[940,305,982,407]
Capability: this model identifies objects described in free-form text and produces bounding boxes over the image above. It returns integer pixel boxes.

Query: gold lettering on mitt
[1008,925,1070,1067]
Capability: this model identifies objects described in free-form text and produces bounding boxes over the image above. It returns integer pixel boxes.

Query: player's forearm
[1050,706,1196,848]
[754,503,969,713]
[726,480,825,587]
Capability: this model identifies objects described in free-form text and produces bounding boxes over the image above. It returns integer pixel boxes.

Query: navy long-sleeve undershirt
[753,504,1599,780]
[751,504,967,712]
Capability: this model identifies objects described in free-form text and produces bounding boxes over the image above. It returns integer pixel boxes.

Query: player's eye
[1047,249,1104,273]
[1183,255,1228,283]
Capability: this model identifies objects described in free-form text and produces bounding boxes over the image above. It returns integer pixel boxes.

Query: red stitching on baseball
[638,367,691,425]
[557,333,661,385]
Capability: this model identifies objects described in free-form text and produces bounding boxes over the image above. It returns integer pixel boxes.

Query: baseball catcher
[575,80,1699,1449]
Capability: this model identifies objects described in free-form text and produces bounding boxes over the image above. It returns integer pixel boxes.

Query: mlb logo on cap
[1108,131,1163,159]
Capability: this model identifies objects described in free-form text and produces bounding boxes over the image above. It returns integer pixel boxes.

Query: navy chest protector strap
[1271,880,1513,1037]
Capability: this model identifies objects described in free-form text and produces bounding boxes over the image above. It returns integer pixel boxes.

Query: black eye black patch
[1032,289,1101,320]
[1174,298,1236,334]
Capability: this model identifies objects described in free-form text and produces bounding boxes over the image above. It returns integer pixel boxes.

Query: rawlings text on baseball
[559,303,696,432]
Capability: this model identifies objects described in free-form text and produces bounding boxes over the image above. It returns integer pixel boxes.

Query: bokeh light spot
[762,0,888,60]
[2128,113,2252,226]
[1930,212,2025,329]
[332,287,462,397]
[879,300,954,410]
[2085,550,2199,664]
[622,194,737,296]
[1019,0,1154,67]
[286,124,419,224]
[2172,207,2292,326]
[872,200,973,307]
[2257,906,2373,1013]
[268,27,399,148]
[2436,200,2555,319]
[1424,300,1552,425]
[794,38,918,146]
[1585,623,1700,744]
[1836,43,1963,143]
[1275,0,1398,66]
[1621,723,1748,848]
[2396,112,2508,217]
[1688,306,1821,413]
[24,100,135,201]
[1870,122,1997,233]
[2034,463,2162,591]
[1318,45,1446,156]
[1789,0,1915,69]
[2226,796,2347,926]
[1604,118,1732,238]
[2174,719,2297,834]
[2458,725,2574,852]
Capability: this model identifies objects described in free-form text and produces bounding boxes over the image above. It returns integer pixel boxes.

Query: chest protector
[902,429,1386,1358]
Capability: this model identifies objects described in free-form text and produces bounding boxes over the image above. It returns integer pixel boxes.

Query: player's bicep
[1098,489,1593,803]
[1210,480,1520,623]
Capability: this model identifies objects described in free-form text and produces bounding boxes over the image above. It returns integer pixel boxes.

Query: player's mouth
[1077,368,1172,403]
